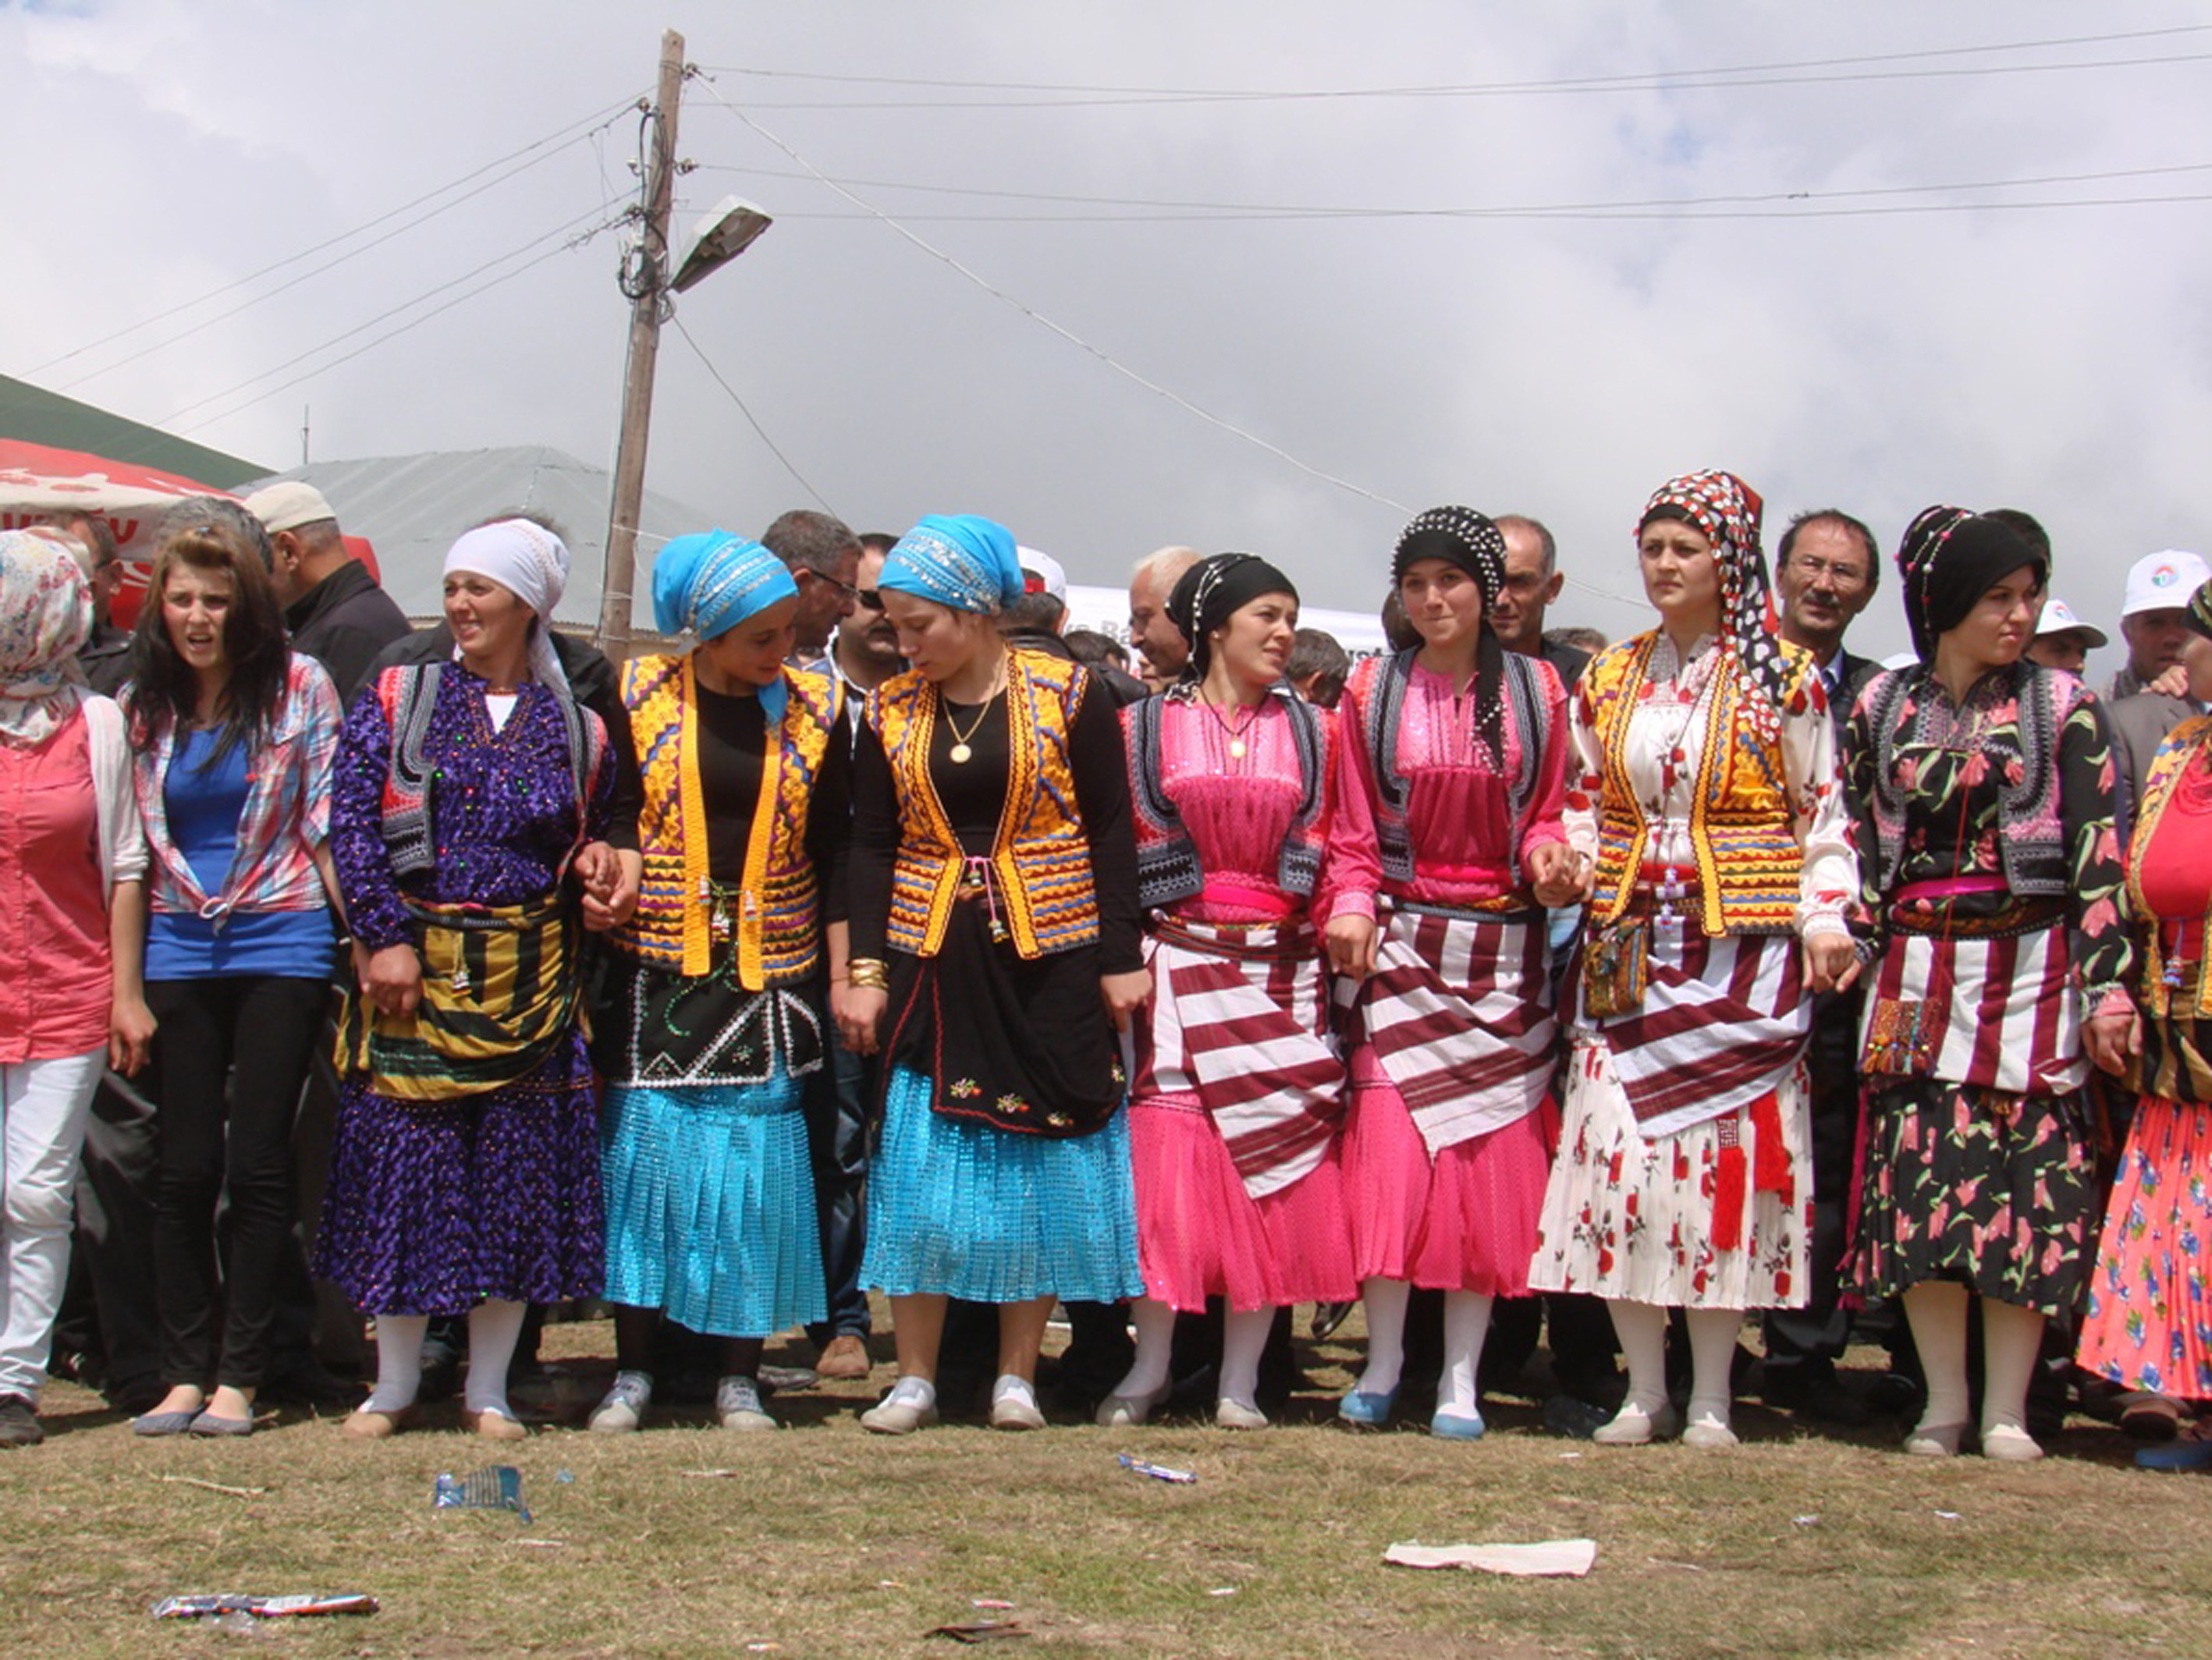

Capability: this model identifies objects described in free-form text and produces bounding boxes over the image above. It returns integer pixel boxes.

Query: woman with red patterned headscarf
[1528,470,1859,1449]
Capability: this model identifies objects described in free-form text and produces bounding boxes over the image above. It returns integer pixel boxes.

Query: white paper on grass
[1383,1539,1598,1577]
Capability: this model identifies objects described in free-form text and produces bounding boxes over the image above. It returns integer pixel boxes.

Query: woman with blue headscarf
[581,530,851,1435]
[837,514,1146,1434]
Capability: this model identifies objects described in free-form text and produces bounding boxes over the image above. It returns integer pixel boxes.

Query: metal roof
[243,445,719,624]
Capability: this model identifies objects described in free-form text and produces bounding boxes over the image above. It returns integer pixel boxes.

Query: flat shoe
[989,1393,1046,1431]
[1429,1408,1486,1442]
[1592,1401,1682,1445]
[1095,1382,1172,1428]
[188,1410,255,1438]
[1903,1421,1965,1458]
[1681,1417,1739,1449]
[860,1389,939,1435]
[2136,1440,2212,1472]
[343,1405,419,1440]
[463,1408,529,1442]
[1215,1397,1269,1431]
[132,1410,200,1438]
[1337,1387,1398,1428]
[1979,1423,2043,1463]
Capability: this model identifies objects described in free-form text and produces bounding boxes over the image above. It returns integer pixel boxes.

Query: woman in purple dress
[317,519,624,1440]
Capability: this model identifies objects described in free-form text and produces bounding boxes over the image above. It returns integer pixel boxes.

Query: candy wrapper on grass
[435,1465,530,1522]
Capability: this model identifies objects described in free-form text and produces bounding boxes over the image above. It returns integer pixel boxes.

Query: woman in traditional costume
[837,514,1145,1435]
[1323,509,1578,1438]
[1848,506,2133,1460]
[319,518,623,1440]
[585,530,846,1435]
[1099,553,1351,1431]
[1529,471,1858,1448]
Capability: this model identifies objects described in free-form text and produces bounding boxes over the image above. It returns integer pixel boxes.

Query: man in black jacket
[244,482,412,707]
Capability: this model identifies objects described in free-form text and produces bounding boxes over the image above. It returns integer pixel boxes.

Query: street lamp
[672,197,773,294]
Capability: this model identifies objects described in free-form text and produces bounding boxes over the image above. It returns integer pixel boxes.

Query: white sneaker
[588,1370,652,1434]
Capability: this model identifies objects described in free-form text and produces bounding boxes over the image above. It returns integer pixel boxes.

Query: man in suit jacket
[1763,509,1881,1424]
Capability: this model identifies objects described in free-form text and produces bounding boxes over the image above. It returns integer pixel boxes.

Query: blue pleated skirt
[600,1077,827,1337]
[861,1064,1144,1303]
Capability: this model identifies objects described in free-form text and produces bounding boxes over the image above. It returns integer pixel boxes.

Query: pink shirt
[0,708,112,1061]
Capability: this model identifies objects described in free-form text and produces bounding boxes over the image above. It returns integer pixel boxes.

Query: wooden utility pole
[597,27,685,663]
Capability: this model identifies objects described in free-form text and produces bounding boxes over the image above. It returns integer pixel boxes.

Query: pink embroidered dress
[1323,649,1570,1293]
[1123,690,1355,1313]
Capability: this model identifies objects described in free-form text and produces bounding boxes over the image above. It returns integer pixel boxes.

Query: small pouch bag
[1582,917,1651,1019]
[1862,995,1941,1076]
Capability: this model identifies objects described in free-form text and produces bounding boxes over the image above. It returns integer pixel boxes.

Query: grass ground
[2,1309,2206,1659]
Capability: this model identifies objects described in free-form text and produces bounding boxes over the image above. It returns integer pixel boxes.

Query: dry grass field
[2,1310,2206,1659]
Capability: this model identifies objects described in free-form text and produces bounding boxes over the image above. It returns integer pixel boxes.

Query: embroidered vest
[868,649,1099,959]
[613,654,836,991]
[2123,713,2212,1019]
[1859,661,2072,903]
[1351,648,1550,888]
[1124,688,1328,910]
[1585,633,1812,936]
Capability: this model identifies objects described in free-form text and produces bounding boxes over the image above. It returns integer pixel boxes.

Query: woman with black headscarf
[1321,508,1581,1438]
[1096,555,1352,1430]
[1847,506,2134,1461]
[1528,471,1858,1449]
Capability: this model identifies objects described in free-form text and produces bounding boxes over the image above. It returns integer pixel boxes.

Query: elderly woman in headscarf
[584,531,848,1436]
[0,530,151,1448]
[1527,471,1858,1449]
[318,517,626,1441]
[835,513,1145,1434]
[2079,573,2212,1460]
[1847,507,2133,1461]
[1321,509,1578,1438]
[1095,553,1351,1431]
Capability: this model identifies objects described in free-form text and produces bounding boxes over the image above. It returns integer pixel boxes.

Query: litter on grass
[1118,1454,1197,1484]
[434,1465,529,1521]
[151,1594,378,1620]
[929,1619,1031,1643]
[1384,1539,1597,1577]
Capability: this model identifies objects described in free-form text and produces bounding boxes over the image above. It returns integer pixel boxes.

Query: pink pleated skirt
[1126,1094,1356,1312]
[1340,1046,1558,1295]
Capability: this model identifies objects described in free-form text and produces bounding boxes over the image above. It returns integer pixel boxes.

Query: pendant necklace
[1201,691,1259,760]
[944,675,1004,764]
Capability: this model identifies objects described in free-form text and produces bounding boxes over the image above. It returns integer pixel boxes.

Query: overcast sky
[11,2,2212,664]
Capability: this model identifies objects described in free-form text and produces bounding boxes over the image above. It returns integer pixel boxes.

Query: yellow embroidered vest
[869,649,1099,959]
[612,654,837,991]
[1585,633,1813,936]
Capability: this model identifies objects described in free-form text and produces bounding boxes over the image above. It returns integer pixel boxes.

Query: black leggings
[145,975,330,1391]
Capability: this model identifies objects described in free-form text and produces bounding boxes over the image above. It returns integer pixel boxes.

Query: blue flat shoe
[1337,1387,1398,1428]
[2136,1441,2212,1472]
[1430,1408,1486,1441]
[133,1410,198,1437]
[189,1410,254,1437]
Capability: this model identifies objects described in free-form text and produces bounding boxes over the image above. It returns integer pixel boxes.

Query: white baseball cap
[2033,598,2108,649]
[2121,550,2210,618]
[242,480,339,535]
[1017,545,1067,602]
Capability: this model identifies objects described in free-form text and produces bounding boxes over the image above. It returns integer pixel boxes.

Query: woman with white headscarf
[837,514,1146,1434]
[0,530,151,1448]
[584,530,849,1435]
[317,517,626,1440]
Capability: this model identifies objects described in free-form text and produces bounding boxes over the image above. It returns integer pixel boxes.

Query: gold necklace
[943,678,1005,764]
[1200,690,1261,760]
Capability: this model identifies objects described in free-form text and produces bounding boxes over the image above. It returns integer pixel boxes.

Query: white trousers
[1,1047,105,1400]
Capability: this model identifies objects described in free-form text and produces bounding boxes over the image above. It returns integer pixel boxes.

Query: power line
[33,94,644,382]
[669,315,834,513]
[164,211,620,438]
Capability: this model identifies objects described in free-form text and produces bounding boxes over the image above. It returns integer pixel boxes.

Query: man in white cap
[243,481,410,705]
[2024,598,2108,678]
[2107,550,2212,805]
[1007,545,1146,704]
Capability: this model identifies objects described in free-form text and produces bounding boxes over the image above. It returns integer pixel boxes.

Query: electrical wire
[34,94,644,385]
[669,315,834,512]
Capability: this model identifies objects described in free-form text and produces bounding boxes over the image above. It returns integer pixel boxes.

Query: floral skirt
[1529,1037,1810,1309]
[1850,1079,2095,1318]
[2076,1096,2212,1398]
[600,1078,826,1339]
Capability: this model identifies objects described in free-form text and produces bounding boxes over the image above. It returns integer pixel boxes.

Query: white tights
[1903,1281,2046,1438]
[1355,1278,1494,1415]
[360,1300,531,1418]
[1115,1300,1278,1409]
[1610,1300,1742,1430]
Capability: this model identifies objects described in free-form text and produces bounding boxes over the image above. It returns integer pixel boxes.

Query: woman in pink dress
[1323,507,1581,1438]
[1099,554,1352,1430]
